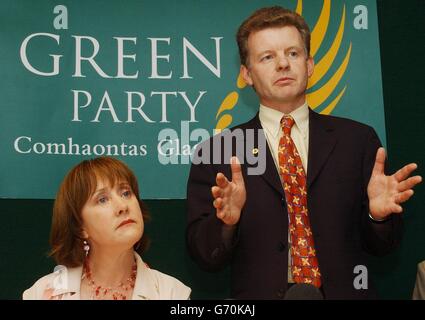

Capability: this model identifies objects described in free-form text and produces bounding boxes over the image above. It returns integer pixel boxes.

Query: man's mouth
[274,77,294,85]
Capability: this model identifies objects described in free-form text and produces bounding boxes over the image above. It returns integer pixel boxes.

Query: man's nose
[276,54,289,70]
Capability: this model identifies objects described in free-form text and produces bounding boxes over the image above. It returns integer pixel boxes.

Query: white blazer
[413,260,425,300]
[23,252,191,300]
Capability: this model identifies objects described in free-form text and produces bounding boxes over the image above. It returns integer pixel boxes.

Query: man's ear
[307,56,315,78]
[240,64,253,86]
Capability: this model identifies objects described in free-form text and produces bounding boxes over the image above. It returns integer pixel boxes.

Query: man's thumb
[230,157,244,184]
[372,147,386,176]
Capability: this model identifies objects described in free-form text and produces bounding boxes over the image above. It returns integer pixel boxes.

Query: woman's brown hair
[49,157,150,267]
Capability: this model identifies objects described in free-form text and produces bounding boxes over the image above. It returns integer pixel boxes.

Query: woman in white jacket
[23,157,191,300]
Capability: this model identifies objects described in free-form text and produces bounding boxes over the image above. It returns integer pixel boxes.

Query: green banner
[0,0,384,199]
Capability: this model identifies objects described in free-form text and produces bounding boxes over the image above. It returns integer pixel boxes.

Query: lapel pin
[252,148,259,155]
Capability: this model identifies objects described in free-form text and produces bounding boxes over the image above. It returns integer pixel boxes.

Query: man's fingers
[391,204,403,214]
[395,189,414,204]
[217,210,224,219]
[371,147,386,176]
[213,198,223,209]
[230,157,244,186]
[216,172,229,188]
[397,175,423,192]
[215,203,227,220]
[216,208,228,220]
[211,186,223,199]
[394,163,419,182]
[216,158,244,189]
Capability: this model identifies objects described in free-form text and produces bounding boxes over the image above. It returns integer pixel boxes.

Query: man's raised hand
[211,157,246,225]
[368,147,422,220]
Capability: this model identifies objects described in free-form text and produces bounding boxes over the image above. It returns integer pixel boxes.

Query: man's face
[241,26,314,111]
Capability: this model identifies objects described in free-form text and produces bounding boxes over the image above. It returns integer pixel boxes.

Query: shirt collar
[259,102,309,138]
[131,252,160,300]
[48,265,82,299]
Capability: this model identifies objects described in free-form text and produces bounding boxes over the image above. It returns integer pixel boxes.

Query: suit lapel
[307,109,337,188]
[244,109,336,195]
[246,114,284,197]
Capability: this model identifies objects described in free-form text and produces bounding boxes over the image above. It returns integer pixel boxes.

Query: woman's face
[81,177,144,252]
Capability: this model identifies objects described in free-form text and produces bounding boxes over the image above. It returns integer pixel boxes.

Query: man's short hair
[237,6,311,66]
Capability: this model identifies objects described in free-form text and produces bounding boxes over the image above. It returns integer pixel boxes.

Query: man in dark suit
[186,6,422,299]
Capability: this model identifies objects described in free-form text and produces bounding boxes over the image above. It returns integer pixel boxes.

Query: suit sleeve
[360,127,403,256]
[186,143,239,271]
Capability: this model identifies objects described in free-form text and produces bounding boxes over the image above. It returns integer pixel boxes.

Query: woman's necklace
[83,258,137,300]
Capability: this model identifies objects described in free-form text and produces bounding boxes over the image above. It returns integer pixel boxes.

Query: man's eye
[261,55,273,61]
[288,51,298,58]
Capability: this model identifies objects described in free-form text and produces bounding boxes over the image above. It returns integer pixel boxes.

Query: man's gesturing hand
[368,147,422,220]
[211,157,247,225]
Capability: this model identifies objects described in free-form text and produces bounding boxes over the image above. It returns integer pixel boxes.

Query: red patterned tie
[278,115,322,288]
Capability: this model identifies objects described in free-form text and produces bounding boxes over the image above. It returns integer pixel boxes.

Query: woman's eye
[122,190,132,198]
[98,196,108,204]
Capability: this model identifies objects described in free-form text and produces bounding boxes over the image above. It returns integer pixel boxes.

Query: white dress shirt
[259,102,309,173]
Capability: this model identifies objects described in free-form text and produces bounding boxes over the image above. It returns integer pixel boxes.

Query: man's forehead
[248,26,304,50]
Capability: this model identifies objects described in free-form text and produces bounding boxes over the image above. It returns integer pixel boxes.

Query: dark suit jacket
[186,109,402,299]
